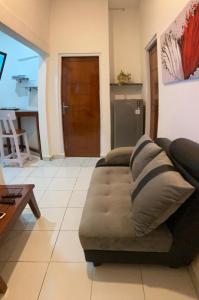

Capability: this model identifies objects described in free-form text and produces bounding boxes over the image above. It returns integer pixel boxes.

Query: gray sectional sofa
[79,137,199,267]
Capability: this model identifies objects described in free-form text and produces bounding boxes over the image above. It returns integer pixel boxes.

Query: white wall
[139,0,199,287]
[109,8,141,83]
[47,0,110,156]
[0,0,50,53]
[140,0,199,144]
[0,31,39,109]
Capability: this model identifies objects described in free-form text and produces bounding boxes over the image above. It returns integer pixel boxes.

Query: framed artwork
[161,0,199,84]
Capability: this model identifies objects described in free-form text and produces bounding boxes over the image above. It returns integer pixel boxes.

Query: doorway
[61,56,100,157]
[148,42,159,140]
[0,30,45,159]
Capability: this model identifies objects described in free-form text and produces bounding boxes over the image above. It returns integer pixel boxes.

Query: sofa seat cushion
[79,167,173,252]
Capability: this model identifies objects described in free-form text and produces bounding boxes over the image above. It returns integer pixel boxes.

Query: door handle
[62,104,69,114]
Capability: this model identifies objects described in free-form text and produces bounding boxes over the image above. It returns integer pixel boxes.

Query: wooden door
[61,57,100,157]
[149,43,159,140]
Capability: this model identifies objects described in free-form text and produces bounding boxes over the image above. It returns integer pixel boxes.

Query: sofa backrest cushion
[131,151,195,237]
[130,134,162,180]
[154,138,199,260]
[170,138,199,182]
[163,138,199,247]
[105,147,134,165]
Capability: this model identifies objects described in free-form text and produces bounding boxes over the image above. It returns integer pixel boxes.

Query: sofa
[79,137,199,267]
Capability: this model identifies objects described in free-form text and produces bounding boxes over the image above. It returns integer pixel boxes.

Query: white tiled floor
[0,157,198,300]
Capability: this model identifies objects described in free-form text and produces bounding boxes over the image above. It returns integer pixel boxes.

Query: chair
[0,110,31,167]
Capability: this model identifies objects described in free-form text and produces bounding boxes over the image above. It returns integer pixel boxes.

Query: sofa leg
[93,262,101,267]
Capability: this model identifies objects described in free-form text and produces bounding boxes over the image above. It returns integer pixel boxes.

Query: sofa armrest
[105,147,134,166]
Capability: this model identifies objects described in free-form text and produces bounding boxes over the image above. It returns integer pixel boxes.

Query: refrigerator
[111,99,145,149]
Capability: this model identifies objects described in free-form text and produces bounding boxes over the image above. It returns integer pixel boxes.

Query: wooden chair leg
[0,276,7,293]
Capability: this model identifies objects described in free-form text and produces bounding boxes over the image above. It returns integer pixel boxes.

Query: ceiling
[108,0,140,9]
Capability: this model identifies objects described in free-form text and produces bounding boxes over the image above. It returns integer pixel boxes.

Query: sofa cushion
[105,147,134,165]
[79,166,173,252]
[130,135,162,180]
[130,134,152,168]
[131,152,195,237]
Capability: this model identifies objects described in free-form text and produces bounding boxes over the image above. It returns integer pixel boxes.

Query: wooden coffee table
[0,184,41,293]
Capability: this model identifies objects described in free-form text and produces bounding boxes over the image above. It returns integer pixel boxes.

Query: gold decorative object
[117,70,132,85]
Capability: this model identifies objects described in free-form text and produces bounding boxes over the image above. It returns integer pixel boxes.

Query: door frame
[58,52,102,157]
[145,35,159,137]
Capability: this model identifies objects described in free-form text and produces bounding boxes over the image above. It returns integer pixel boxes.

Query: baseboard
[100,153,105,157]
[52,154,65,159]
[52,154,102,159]
[42,156,53,161]
[189,265,199,298]
[48,153,103,159]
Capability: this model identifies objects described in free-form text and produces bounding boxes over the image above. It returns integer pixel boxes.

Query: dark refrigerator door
[113,100,144,148]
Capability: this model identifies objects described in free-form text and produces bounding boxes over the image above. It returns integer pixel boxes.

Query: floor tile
[9,231,58,262]
[23,177,52,190]
[48,178,76,190]
[55,167,81,178]
[1,175,10,185]
[68,190,87,207]
[33,190,45,203]
[39,159,64,167]
[74,177,91,190]
[92,264,144,300]
[2,168,22,183]
[78,167,94,178]
[0,262,7,273]
[30,167,59,178]
[62,157,86,167]
[51,231,85,262]
[82,157,99,167]
[0,231,23,262]
[12,213,30,231]
[141,265,198,300]
[39,190,72,208]
[61,208,83,230]
[17,167,35,177]
[9,176,26,184]
[0,262,48,300]
[38,263,93,300]
[16,208,66,231]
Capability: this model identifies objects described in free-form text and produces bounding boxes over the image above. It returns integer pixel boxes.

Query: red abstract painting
[161,0,199,84]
